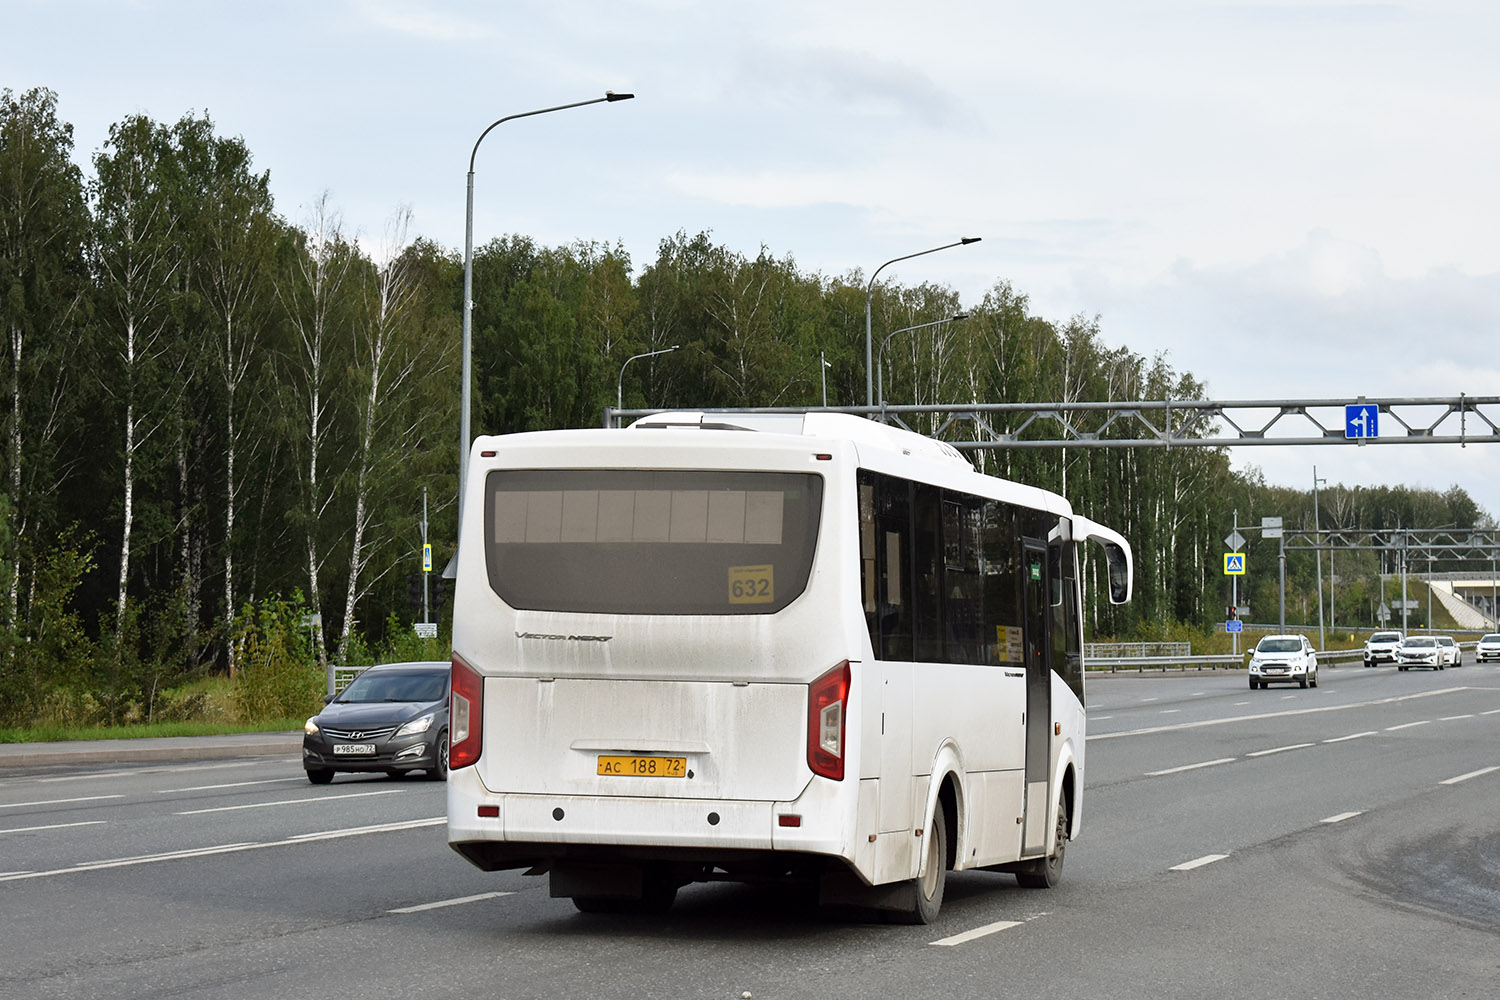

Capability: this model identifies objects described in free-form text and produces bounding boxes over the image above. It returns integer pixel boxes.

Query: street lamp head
[960,236,982,245]
[953,312,970,321]
[606,91,635,102]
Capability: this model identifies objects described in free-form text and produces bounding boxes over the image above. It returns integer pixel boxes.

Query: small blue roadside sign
[1226,620,1243,633]
[1224,553,1245,575]
[1345,404,1378,439]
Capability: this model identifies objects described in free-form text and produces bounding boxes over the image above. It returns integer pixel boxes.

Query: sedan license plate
[333,743,376,755]
[597,755,687,778]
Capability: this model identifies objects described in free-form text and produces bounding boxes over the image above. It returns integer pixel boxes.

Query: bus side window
[868,472,912,661]
[912,484,943,663]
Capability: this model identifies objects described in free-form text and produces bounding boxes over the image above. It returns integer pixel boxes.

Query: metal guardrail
[1084,642,1191,658]
[1086,655,1244,673]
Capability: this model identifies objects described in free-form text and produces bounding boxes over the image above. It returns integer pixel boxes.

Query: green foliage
[230,593,322,722]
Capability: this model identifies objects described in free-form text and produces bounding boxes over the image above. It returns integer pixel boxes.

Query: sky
[9,0,1500,525]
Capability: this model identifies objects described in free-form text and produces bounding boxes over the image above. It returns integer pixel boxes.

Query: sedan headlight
[394,714,436,738]
[304,716,321,735]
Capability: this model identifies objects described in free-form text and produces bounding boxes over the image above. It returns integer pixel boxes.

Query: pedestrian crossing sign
[1224,553,1245,575]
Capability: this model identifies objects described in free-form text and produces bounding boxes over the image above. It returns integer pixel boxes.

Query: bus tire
[1016,794,1068,889]
[892,807,948,925]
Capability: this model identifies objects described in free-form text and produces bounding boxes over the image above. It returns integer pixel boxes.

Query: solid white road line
[0,794,124,809]
[1247,743,1315,757]
[0,820,107,835]
[1441,766,1500,786]
[158,778,304,793]
[931,919,1024,947]
[38,761,262,783]
[286,817,446,842]
[175,788,403,815]
[1483,708,1500,716]
[1323,732,1377,743]
[1171,854,1229,871]
[1146,758,1236,776]
[1439,715,1475,721]
[1384,721,1430,732]
[388,891,514,914]
[1321,812,1363,824]
[0,817,446,882]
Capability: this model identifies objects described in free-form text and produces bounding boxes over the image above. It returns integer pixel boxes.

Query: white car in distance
[1248,634,1318,689]
[1363,630,1403,667]
[1434,635,1462,667]
[1477,633,1500,663]
[1396,635,1444,671]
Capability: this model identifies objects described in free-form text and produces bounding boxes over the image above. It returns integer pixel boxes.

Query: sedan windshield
[1484,635,1500,643]
[1403,638,1436,648]
[338,671,448,703]
[1257,639,1302,653]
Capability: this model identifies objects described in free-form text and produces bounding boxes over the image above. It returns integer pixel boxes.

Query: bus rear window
[483,469,823,615]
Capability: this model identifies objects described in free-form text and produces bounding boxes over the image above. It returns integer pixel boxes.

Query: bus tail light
[450,655,483,770]
[807,660,850,780]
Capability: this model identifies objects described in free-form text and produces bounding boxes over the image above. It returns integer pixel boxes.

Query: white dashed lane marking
[931,919,1025,947]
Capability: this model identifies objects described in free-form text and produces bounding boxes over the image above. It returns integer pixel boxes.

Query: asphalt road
[2,662,1498,1000]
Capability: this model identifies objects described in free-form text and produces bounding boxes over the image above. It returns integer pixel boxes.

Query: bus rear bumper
[446,766,857,874]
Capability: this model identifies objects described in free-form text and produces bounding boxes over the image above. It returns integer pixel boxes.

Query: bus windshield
[483,469,823,615]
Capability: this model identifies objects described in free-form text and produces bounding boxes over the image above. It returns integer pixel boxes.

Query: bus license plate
[333,743,376,755]
[597,755,687,777]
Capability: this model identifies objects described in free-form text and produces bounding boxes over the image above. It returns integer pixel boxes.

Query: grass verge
[0,719,305,744]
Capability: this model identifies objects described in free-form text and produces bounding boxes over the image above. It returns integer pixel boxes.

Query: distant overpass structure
[1281,528,1500,631]
[606,395,1500,450]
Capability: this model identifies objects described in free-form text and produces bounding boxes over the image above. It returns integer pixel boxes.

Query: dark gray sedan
[302,661,450,783]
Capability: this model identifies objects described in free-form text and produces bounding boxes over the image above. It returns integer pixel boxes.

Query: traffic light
[407,573,422,613]
[431,577,447,613]
[1227,605,1238,620]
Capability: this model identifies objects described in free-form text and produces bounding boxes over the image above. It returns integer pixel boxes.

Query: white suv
[1249,634,1318,689]
[1363,630,1403,667]
[1477,634,1500,663]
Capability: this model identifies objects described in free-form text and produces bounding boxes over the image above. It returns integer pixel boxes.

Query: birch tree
[172,115,277,676]
[91,114,183,632]
[337,217,457,658]
[0,87,89,630]
[278,193,356,668]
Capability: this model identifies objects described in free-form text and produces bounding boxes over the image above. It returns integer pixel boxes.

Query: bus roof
[628,411,972,469]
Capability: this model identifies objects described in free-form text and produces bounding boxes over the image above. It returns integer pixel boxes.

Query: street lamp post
[1313,468,1326,649]
[459,91,635,535]
[618,346,680,413]
[877,313,968,420]
[864,238,980,409]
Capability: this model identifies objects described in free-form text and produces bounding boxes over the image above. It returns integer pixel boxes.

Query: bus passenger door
[1021,541,1052,855]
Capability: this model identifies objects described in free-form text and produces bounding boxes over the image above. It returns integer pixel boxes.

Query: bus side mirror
[1105,542,1131,604]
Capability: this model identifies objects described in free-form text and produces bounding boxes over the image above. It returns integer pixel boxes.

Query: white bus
[447,411,1132,922]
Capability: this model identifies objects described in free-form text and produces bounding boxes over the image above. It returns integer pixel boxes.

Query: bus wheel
[890,807,948,925]
[1016,794,1068,889]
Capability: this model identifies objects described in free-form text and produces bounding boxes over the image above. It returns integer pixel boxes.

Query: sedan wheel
[424,730,449,782]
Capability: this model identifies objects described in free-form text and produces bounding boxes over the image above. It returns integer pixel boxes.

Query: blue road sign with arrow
[1345,404,1378,439]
